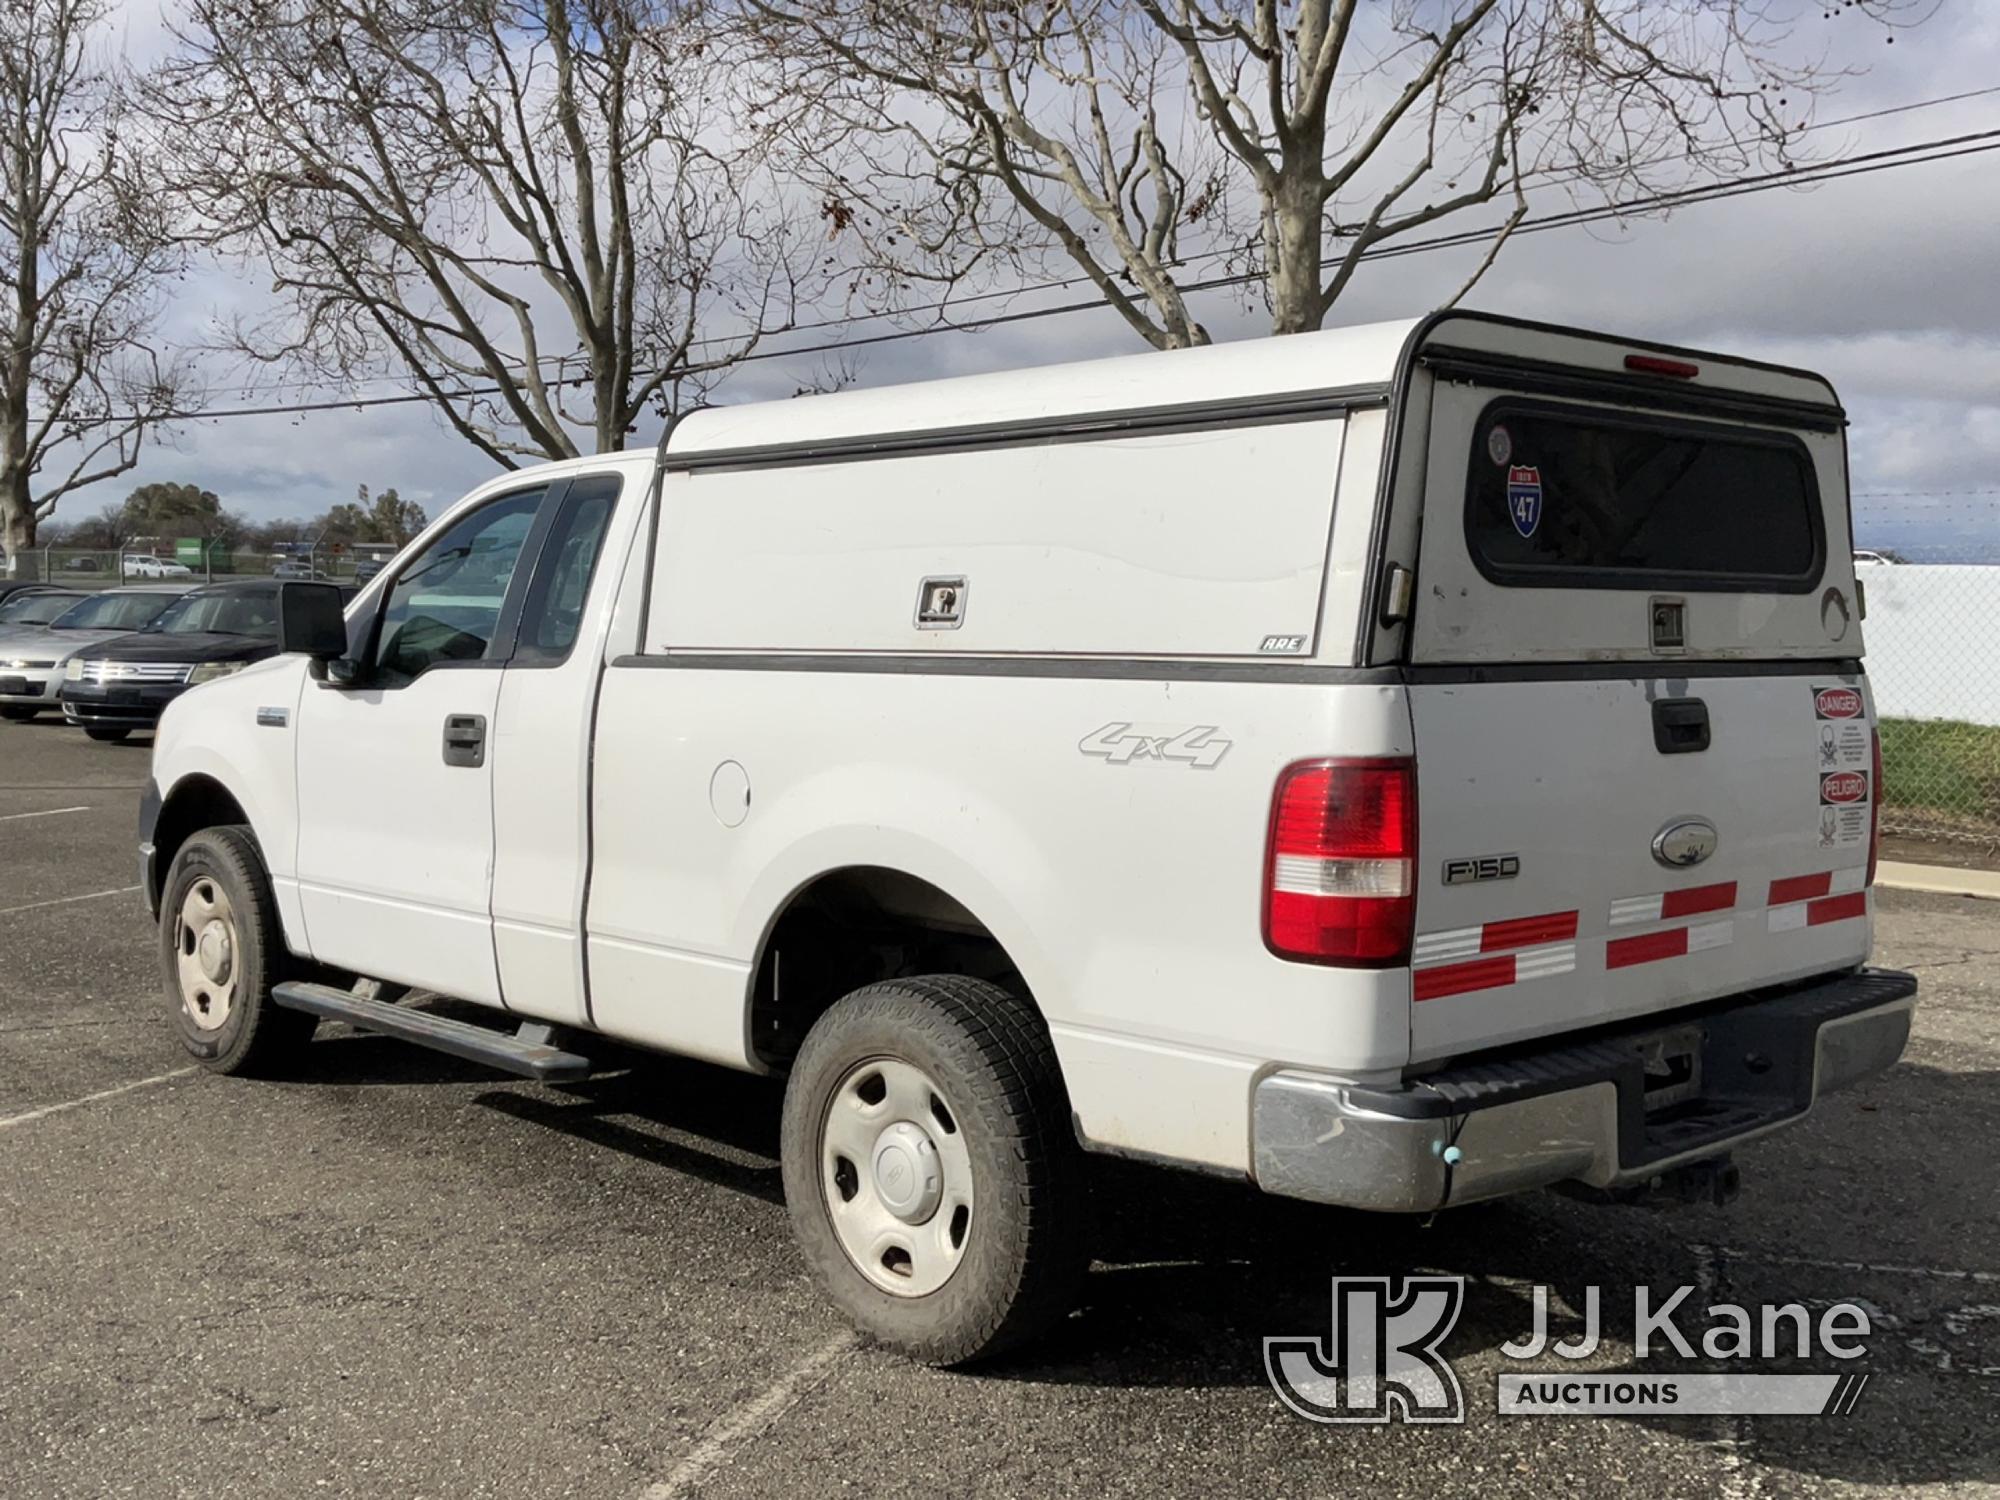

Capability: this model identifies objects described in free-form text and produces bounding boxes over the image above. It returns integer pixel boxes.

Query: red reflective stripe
[1607,928,1691,969]
[1414,954,1516,1001]
[1480,910,1580,953]
[1660,881,1736,919]
[1807,891,1869,926]
[1769,872,1833,905]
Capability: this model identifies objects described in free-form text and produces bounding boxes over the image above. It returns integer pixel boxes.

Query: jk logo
[1265,1276,1466,1424]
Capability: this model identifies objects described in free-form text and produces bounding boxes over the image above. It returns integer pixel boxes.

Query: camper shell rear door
[1375,315,1874,1067]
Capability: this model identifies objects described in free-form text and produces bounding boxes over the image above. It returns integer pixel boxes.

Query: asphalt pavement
[1,719,1995,1499]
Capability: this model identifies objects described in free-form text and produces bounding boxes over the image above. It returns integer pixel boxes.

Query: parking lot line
[0,1066,197,1131]
[1722,1247,2000,1284]
[1693,1243,1757,1500]
[0,883,141,917]
[636,1331,859,1500]
[0,805,90,822]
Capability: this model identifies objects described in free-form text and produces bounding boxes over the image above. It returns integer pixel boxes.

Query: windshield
[146,589,280,639]
[0,592,86,625]
[50,591,179,632]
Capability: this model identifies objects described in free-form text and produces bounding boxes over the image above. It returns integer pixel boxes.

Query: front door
[489,473,630,1024]
[293,484,554,1004]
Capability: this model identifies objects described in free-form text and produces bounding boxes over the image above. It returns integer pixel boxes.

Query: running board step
[272,981,593,1082]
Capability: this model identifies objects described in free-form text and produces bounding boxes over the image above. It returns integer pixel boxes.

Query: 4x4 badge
[1079,722,1231,769]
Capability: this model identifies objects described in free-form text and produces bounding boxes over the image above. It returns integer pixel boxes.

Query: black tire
[83,725,131,742]
[159,826,317,1075]
[781,976,1087,1365]
[0,706,37,722]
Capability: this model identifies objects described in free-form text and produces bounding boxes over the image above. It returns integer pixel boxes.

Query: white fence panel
[1859,563,2000,728]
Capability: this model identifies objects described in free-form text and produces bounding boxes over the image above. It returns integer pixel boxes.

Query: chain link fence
[1859,557,2000,855]
[9,544,386,588]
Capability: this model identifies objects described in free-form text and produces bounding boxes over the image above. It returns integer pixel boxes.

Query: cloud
[42,0,2000,547]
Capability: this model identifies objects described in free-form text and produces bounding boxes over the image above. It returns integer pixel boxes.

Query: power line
[183,79,2000,399]
[41,120,2000,430]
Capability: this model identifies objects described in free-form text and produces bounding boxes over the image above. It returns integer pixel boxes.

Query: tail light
[1263,758,1416,966]
[1867,727,1883,886]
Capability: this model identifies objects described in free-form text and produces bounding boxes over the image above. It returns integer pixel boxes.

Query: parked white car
[142,313,1914,1362]
[123,554,194,579]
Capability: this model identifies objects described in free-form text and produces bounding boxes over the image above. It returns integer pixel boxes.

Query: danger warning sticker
[1818,768,1871,848]
[1812,683,1871,847]
[1812,683,1870,775]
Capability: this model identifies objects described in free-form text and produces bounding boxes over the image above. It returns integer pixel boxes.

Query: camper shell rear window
[1463,399,1825,593]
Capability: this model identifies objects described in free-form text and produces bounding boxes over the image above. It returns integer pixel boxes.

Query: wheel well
[749,867,1030,1070]
[150,776,248,908]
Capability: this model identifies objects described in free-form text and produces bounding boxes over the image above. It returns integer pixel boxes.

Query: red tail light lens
[1264,758,1416,966]
[1867,727,1883,886]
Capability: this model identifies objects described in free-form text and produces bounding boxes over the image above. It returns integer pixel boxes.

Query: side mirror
[277,582,348,659]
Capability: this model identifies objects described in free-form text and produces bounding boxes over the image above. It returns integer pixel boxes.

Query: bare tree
[149,0,803,466]
[0,0,185,574]
[745,0,1927,348]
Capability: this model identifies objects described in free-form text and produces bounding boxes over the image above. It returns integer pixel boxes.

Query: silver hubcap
[820,1058,974,1297]
[175,878,239,1032]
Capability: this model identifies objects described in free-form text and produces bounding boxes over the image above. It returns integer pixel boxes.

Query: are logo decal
[1815,687,1863,720]
[1079,722,1232,769]
[1820,770,1869,805]
[1506,465,1543,539]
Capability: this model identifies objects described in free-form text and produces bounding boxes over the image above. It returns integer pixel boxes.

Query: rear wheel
[780,976,1087,1365]
[0,706,37,722]
[83,725,131,743]
[160,826,316,1075]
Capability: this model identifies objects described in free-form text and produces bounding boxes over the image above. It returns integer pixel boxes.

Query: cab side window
[512,475,622,665]
[375,488,544,679]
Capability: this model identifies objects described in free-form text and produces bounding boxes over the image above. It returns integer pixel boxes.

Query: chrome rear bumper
[1252,968,1916,1213]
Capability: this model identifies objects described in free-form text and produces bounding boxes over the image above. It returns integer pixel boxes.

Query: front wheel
[780,976,1087,1365]
[83,724,131,743]
[160,826,316,1075]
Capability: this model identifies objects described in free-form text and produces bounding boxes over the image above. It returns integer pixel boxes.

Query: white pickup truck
[142,312,1915,1363]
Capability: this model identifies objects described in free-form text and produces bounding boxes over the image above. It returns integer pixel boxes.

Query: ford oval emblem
[1652,818,1718,869]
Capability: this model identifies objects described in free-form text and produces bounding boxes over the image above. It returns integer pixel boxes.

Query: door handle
[442,713,488,768]
[1652,697,1710,755]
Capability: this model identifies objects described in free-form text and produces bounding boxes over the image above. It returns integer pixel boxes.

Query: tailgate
[1390,320,1876,1064]
[1406,670,1875,1062]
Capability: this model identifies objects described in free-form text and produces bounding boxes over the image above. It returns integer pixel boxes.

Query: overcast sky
[80,1,2000,558]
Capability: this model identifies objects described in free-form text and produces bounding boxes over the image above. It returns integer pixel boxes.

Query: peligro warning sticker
[1812,684,1871,848]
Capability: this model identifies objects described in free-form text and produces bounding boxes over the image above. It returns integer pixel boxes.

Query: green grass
[1878,716,2000,821]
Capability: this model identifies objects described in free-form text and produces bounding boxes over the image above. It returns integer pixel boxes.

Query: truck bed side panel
[586,665,1413,1173]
